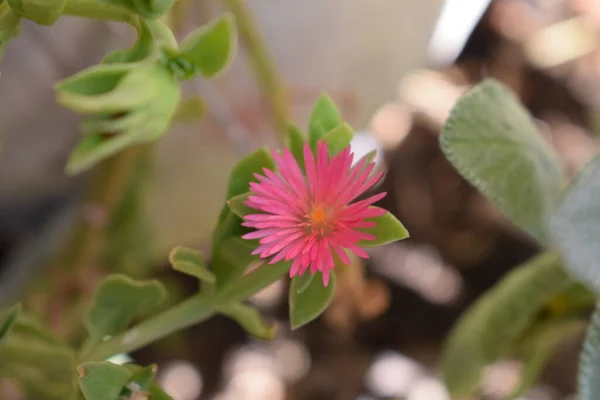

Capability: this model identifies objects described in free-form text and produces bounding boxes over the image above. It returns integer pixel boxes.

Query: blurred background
[1,0,599,398]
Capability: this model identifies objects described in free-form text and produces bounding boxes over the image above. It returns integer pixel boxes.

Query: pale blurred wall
[0,0,445,257]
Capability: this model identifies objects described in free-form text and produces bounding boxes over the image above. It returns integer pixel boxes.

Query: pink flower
[241,141,387,286]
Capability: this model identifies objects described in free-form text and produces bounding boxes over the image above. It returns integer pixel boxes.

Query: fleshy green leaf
[289,271,336,330]
[212,237,258,289]
[173,96,206,124]
[308,94,342,148]
[103,20,154,64]
[441,251,571,397]
[579,300,600,400]
[179,13,236,79]
[0,311,76,400]
[227,192,253,219]
[551,156,600,293]
[321,122,354,155]
[85,274,167,338]
[169,246,216,283]
[440,79,565,245]
[149,383,174,399]
[78,361,132,400]
[0,304,20,344]
[292,273,316,294]
[285,123,306,171]
[218,302,277,340]
[508,318,586,399]
[123,363,157,391]
[226,147,275,199]
[217,260,290,302]
[358,208,409,247]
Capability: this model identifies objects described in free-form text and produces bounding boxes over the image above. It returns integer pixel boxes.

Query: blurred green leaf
[173,96,206,124]
[440,79,565,245]
[226,147,275,199]
[7,0,64,25]
[57,64,180,174]
[285,123,306,171]
[227,192,253,219]
[103,20,154,63]
[217,260,289,302]
[169,246,216,283]
[104,0,174,19]
[218,302,277,340]
[508,318,586,399]
[289,271,336,330]
[441,251,571,397]
[551,155,600,293]
[123,363,157,391]
[213,237,258,289]
[308,94,342,149]
[106,148,154,278]
[0,304,19,344]
[0,312,76,400]
[357,208,409,247]
[579,300,600,400]
[179,13,236,79]
[85,274,167,338]
[321,123,353,155]
[149,383,174,399]
[78,361,132,400]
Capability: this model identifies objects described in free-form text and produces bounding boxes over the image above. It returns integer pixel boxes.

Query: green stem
[63,0,138,25]
[86,260,289,361]
[222,0,289,142]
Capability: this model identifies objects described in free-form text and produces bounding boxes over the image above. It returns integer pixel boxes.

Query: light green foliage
[321,122,354,155]
[308,94,342,149]
[103,0,174,19]
[0,311,76,399]
[289,271,336,330]
[78,362,132,400]
[7,0,66,25]
[357,207,409,247]
[179,13,237,79]
[440,79,565,245]
[441,252,571,397]
[285,123,306,171]
[169,246,216,283]
[85,274,167,339]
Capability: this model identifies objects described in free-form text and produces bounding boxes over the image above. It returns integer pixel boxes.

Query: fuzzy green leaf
[441,251,571,397]
[85,274,167,338]
[308,94,342,148]
[357,208,409,247]
[289,271,336,330]
[78,361,132,400]
[123,363,157,391]
[551,156,600,293]
[169,246,215,283]
[179,13,236,79]
[440,79,565,245]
